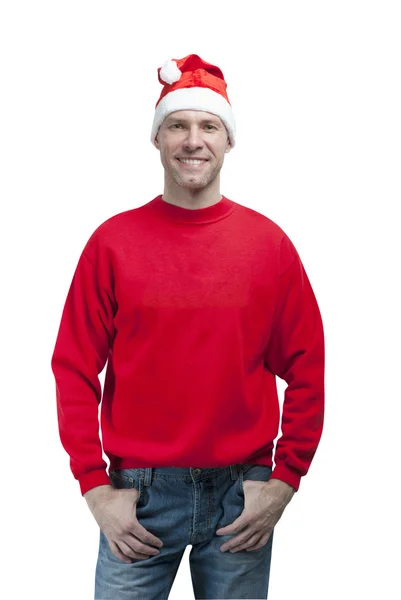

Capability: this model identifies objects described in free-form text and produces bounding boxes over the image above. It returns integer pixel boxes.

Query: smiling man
[154,109,231,206]
[51,54,325,600]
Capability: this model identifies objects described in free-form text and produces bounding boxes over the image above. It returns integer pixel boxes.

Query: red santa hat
[151,54,236,148]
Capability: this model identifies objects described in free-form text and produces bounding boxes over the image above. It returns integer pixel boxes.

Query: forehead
[164,110,223,125]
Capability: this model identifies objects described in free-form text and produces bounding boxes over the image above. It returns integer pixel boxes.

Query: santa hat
[150,54,236,148]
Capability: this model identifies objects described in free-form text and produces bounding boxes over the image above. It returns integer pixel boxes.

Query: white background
[1,1,400,598]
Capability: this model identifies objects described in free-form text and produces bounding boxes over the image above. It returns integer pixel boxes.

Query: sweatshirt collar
[148,194,235,224]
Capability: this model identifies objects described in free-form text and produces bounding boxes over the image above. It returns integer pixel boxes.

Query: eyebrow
[165,117,221,126]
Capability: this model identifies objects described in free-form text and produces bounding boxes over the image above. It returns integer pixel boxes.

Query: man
[51,54,325,599]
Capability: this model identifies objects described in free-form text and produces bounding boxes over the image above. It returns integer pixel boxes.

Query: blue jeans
[94,463,274,599]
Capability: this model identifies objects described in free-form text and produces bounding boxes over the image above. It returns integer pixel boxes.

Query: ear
[225,139,232,154]
[154,134,160,150]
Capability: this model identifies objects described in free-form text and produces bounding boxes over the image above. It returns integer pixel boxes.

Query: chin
[175,177,209,189]
[183,182,209,190]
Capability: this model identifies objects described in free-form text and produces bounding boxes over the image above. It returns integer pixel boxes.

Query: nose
[183,125,204,150]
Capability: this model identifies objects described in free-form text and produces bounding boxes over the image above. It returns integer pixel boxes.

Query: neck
[162,174,222,210]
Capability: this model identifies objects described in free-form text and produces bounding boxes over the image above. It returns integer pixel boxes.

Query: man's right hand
[84,484,164,563]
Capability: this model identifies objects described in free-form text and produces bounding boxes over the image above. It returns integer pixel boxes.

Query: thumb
[216,514,245,535]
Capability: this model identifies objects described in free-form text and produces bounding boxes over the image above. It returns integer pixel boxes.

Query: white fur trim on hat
[150,87,236,148]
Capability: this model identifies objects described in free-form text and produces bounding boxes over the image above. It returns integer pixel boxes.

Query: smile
[177,158,208,166]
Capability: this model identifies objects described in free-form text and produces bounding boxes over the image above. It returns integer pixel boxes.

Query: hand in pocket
[217,478,294,553]
[88,486,164,563]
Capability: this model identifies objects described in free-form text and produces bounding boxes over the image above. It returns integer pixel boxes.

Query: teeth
[179,159,205,165]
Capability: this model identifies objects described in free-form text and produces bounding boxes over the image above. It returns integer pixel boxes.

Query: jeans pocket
[238,464,273,496]
[109,469,144,503]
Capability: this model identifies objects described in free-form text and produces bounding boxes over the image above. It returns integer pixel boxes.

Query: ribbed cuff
[270,463,302,492]
[79,469,112,496]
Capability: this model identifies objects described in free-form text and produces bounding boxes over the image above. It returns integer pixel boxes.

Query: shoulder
[81,203,150,261]
[230,199,301,275]
[231,199,298,263]
[232,199,287,238]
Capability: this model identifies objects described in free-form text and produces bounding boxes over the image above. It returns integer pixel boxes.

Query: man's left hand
[216,478,295,553]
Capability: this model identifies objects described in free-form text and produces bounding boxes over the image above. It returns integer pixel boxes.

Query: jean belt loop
[143,467,153,487]
[230,464,240,481]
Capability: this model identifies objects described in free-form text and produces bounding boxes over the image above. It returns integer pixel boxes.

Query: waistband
[111,464,248,486]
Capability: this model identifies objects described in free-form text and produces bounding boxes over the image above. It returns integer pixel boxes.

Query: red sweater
[51,194,325,496]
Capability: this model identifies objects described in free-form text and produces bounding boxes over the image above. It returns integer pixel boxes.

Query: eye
[205,124,217,130]
[170,123,182,129]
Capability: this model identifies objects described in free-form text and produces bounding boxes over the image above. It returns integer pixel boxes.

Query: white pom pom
[160,59,182,85]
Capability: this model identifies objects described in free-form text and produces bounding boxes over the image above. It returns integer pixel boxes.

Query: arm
[51,245,116,496]
[265,235,325,492]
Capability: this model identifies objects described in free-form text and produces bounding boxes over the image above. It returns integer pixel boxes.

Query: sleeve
[264,235,325,492]
[51,247,116,496]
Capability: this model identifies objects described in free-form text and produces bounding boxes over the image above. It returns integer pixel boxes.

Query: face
[154,110,231,190]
